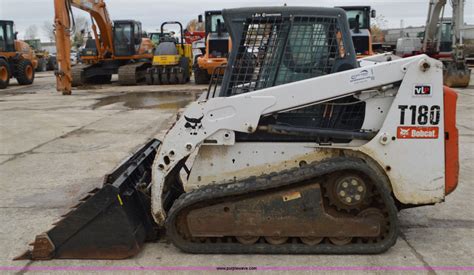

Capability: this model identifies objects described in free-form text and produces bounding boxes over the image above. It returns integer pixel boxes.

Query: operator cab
[113,20,143,56]
[0,20,16,53]
[203,11,229,58]
[438,18,453,53]
[338,6,376,56]
[218,7,360,143]
[221,7,357,97]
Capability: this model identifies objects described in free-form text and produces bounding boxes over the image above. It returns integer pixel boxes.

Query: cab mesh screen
[226,16,341,96]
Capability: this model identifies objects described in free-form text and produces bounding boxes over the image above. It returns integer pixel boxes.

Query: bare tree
[186,19,204,32]
[42,21,55,42]
[371,14,389,43]
[73,16,90,34]
[72,16,91,49]
[24,25,39,40]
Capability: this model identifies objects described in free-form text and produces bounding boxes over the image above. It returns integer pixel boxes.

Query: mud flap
[15,139,161,260]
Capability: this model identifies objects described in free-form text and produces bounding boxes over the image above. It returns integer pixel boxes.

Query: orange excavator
[54,0,153,95]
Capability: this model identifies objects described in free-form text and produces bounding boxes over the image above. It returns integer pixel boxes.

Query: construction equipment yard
[0,71,473,271]
[1,0,474,272]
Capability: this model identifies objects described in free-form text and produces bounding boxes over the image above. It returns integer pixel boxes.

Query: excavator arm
[422,0,447,54]
[54,0,114,95]
[53,0,73,95]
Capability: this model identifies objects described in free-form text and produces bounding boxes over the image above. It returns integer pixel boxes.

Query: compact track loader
[18,7,459,260]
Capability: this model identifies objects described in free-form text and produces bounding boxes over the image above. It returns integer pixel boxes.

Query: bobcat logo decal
[184,115,204,135]
[399,128,410,138]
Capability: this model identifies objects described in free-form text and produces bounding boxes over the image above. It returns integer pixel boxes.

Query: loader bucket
[443,62,472,88]
[15,139,161,260]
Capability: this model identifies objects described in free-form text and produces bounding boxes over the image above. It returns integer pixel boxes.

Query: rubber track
[166,157,399,254]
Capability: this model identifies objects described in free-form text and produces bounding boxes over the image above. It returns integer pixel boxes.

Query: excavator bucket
[15,139,161,260]
[443,61,472,88]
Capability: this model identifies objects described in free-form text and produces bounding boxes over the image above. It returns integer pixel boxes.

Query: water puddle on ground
[92,90,202,110]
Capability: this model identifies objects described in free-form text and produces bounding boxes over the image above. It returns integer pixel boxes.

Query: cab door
[113,21,134,57]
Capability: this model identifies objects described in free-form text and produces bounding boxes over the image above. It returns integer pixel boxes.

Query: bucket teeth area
[15,139,161,261]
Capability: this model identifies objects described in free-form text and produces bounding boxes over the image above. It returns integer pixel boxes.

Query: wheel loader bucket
[15,139,161,260]
[443,62,472,88]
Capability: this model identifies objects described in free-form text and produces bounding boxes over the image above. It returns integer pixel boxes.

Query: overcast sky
[1,0,473,41]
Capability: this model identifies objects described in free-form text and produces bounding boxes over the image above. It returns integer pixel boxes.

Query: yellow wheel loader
[25,39,53,72]
[18,6,459,260]
[146,22,192,85]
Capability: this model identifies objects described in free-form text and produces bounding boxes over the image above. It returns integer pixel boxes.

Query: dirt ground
[0,71,473,274]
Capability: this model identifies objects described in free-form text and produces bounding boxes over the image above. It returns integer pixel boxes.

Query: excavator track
[71,64,91,87]
[118,62,151,86]
[166,157,398,254]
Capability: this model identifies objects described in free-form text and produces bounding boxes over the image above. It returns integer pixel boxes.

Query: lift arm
[54,0,114,95]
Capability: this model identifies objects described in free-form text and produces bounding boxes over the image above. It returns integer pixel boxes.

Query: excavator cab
[113,20,143,57]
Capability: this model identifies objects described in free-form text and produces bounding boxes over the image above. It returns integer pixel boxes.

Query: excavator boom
[53,0,73,94]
